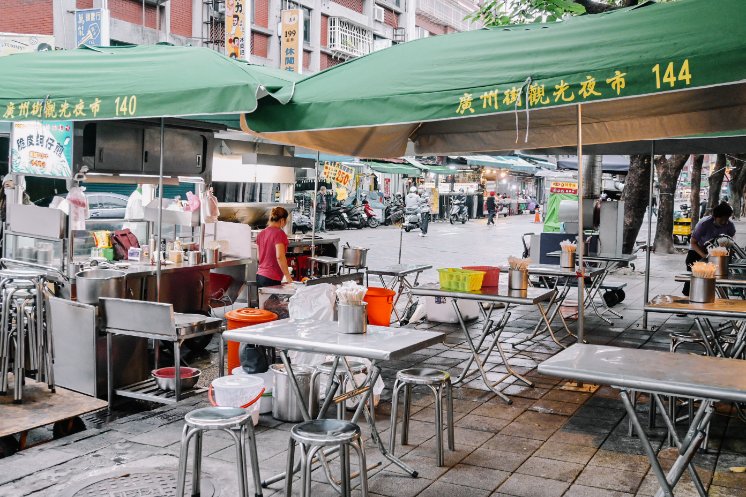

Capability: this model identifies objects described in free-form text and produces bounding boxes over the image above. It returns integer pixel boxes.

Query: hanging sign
[0,32,54,56]
[75,8,110,47]
[226,0,250,60]
[550,181,578,194]
[280,9,303,73]
[322,161,354,188]
[11,121,73,178]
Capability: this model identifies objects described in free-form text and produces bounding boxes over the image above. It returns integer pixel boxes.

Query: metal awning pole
[643,142,655,329]
[311,151,319,259]
[576,104,585,342]
[156,118,165,302]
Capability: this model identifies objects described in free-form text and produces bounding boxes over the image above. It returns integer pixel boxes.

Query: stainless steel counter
[70,257,252,280]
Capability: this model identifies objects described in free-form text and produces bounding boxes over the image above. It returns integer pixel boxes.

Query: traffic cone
[534,209,541,223]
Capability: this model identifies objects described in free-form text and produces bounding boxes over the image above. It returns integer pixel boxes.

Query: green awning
[365,161,421,176]
[463,155,538,174]
[0,44,299,122]
[244,0,746,158]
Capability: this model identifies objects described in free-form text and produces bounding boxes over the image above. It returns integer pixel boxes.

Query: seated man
[683,201,735,296]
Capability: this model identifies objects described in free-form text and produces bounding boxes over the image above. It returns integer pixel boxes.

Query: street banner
[280,9,303,73]
[0,33,54,57]
[11,121,73,178]
[549,181,578,194]
[226,0,251,60]
[75,8,110,47]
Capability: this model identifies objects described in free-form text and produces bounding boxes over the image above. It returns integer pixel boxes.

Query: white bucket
[425,296,480,323]
[210,375,264,425]
[232,367,274,414]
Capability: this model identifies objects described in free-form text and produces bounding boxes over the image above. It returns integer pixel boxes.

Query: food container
[689,276,716,303]
[209,375,265,425]
[168,250,183,263]
[152,366,201,391]
[75,269,126,305]
[560,251,575,269]
[232,367,274,414]
[187,251,202,265]
[271,363,315,422]
[509,269,529,290]
[338,302,368,334]
[205,247,221,264]
[342,246,369,268]
[710,255,728,278]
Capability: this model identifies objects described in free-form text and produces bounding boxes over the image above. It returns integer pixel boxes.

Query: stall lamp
[500,171,507,178]
[448,165,456,170]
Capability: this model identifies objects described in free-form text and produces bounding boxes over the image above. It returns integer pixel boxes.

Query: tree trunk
[727,154,746,219]
[689,155,704,229]
[621,154,651,253]
[654,155,689,254]
[706,154,727,215]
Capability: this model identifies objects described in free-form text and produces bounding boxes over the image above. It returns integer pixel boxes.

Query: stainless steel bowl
[152,367,201,391]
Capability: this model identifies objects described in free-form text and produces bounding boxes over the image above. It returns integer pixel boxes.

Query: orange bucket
[363,287,396,326]
[224,308,278,372]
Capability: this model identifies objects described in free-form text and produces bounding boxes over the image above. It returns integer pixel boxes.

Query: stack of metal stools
[285,419,369,497]
[176,406,263,497]
[309,360,369,420]
[0,269,53,403]
[389,368,454,466]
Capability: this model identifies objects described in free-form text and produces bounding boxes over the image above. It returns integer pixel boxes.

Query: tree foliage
[466,0,631,27]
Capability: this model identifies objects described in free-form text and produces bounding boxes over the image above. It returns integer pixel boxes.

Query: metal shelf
[115,378,206,405]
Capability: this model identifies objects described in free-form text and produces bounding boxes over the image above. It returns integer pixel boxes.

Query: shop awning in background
[462,155,538,174]
[365,161,421,176]
[0,44,299,122]
[557,155,630,173]
[243,0,746,157]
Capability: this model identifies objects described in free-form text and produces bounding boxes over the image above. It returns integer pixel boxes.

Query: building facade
[1,0,480,72]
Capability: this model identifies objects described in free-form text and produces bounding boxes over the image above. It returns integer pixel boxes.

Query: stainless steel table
[547,251,636,323]
[223,319,444,483]
[410,283,557,403]
[645,296,746,358]
[498,264,604,340]
[367,264,433,324]
[539,344,746,497]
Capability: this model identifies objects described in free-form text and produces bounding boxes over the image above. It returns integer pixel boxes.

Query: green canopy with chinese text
[243,0,746,158]
[0,44,300,123]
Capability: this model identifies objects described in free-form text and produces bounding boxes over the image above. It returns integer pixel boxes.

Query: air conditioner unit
[374,5,385,23]
[212,0,225,15]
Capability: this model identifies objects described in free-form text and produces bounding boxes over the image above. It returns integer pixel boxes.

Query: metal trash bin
[271,363,315,422]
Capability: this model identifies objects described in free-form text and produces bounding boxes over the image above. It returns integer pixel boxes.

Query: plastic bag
[66,186,89,231]
[185,191,201,212]
[287,284,335,366]
[201,187,219,223]
[124,188,144,220]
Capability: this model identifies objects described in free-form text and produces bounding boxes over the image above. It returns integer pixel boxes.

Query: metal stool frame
[285,419,369,497]
[176,406,263,497]
[389,368,454,466]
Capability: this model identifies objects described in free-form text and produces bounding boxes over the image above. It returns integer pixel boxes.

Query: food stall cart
[0,44,299,450]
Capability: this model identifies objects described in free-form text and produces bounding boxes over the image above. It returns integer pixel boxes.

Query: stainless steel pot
[342,246,369,268]
[75,269,126,305]
[271,363,315,422]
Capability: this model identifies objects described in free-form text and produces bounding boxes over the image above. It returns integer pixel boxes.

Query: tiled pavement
[3,288,746,497]
[3,217,746,496]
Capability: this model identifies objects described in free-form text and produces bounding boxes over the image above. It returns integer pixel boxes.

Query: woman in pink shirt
[256,207,294,287]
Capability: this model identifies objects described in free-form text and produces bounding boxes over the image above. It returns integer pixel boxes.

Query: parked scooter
[326,203,366,230]
[384,198,405,225]
[402,206,421,232]
[292,210,313,234]
[362,200,380,228]
[449,198,468,224]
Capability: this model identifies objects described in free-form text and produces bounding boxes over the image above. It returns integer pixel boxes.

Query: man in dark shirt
[486,191,497,225]
[683,202,736,296]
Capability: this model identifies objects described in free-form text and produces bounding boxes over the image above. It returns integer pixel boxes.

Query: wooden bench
[538,344,746,497]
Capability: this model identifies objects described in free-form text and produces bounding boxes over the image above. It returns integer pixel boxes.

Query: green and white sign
[11,120,73,178]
